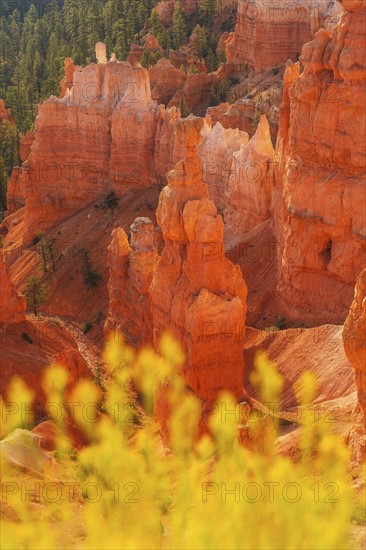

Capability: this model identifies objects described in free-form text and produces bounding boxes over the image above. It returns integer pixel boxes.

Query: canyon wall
[0,251,26,323]
[206,100,257,137]
[8,46,224,243]
[5,132,35,216]
[105,218,157,347]
[343,268,366,462]
[20,60,162,241]
[150,116,247,401]
[4,1,366,338]
[199,114,274,235]
[224,114,274,233]
[274,0,366,324]
[225,0,342,72]
[199,120,247,209]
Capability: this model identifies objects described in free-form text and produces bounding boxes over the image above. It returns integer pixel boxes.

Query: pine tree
[0,157,8,217]
[200,0,219,25]
[172,3,187,49]
[86,0,103,54]
[206,48,217,72]
[191,25,208,58]
[0,119,19,173]
[25,275,47,316]
[42,32,62,98]
[8,10,20,53]
[179,95,190,118]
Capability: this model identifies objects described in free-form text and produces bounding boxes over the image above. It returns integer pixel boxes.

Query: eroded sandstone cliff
[225,0,342,72]
[343,268,366,462]
[105,218,158,347]
[14,50,165,241]
[0,250,26,323]
[274,0,366,324]
[150,116,247,401]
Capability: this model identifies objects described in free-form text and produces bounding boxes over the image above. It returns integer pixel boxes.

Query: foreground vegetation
[1,333,363,549]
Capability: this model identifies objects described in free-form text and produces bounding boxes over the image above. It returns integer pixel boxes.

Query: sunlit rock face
[224,0,342,72]
[0,250,26,324]
[150,116,247,402]
[224,114,274,234]
[19,56,164,241]
[273,0,366,324]
[199,120,247,210]
[12,41,220,243]
[199,116,274,235]
[105,218,158,347]
[343,269,366,463]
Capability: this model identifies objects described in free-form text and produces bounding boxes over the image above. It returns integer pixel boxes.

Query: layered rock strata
[105,218,158,347]
[225,0,342,72]
[343,268,366,462]
[274,0,366,324]
[0,250,26,324]
[150,116,247,401]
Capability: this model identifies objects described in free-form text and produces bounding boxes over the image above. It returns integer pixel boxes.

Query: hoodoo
[273,0,366,324]
[150,116,247,401]
[105,218,158,347]
[225,0,342,72]
[0,3,365,545]
[343,269,366,462]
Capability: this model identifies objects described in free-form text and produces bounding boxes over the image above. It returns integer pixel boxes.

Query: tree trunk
[41,242,48,272]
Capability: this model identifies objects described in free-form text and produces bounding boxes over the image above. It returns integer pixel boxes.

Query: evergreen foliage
[0,1,236,212]
[24,275,47,316]
[1,1,233,132]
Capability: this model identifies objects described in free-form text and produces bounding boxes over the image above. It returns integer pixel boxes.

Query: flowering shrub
[0,334,359,549]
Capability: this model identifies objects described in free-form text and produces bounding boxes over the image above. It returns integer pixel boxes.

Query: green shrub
[24,275,47,316]
[21,332,33,344]
[82,250,102,288]
[103,191,119,210]
[82,322,93,334]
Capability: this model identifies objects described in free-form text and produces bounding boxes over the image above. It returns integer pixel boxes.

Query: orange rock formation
[207,100,256,136]
[0,317,94,416]
[274,0,366,324]
[149,59,187,106]
[59,58,77,98]
[343,268,366,462]
[225,114,274,233]
[105,218,158,347]
[17,57,163,241]
[150,116,247,401]
[225,0,342,72]
[0,250,26,323]
[6,132,35,216]
[199,120,246,209]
